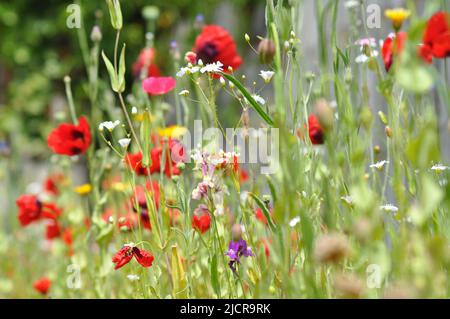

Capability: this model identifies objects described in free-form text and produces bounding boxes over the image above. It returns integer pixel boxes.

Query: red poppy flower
[125,152,147,176]
[192,205,211,234]
[16,194,62,226]
[47,116,91,156]
[16,195,42,226]
[41,202,62,220]
[33,277,51,295]
[142,76,176,96]
[112,245,154,270]
[132,48,160,77]
[239,169,249,183]
[255,207,269,225]
[308,114,325,145]
[381,32,407,72]
[420,11,450,62]
[45,220,61,240]
[125,139,184,177]
[419,43,434,63]
[62,228,73,246]
[260,239,271,260]
[194,25,242,72]
[44,173,65,196]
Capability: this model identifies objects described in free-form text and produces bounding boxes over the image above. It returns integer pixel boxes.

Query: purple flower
[225,239,253,272]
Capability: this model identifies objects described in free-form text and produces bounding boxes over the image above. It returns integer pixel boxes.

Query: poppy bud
[385,126,393,138]
[90,26,102,43]
[315,99,334,131]
[184,51,197,64]
[313,233,349,264]
[374,145,381,154]
[257,38,276,65]
[334,273,364,299]
[231,224,243,241]
[303,75,314,86]
[353,218,373,243]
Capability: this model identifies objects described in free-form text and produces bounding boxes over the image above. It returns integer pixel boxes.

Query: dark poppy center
[72,130,85,140]
[196,42,218,64]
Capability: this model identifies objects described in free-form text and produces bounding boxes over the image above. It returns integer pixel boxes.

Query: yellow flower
[111,182,128,192]
[385,8,411,31]
[74,184,92,195]
[133,112,155,122]
[157,125,188,139]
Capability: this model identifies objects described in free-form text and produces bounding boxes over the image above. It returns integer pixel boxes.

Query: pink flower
[142,76,176,96]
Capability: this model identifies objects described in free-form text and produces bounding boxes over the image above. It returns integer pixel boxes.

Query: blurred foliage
[0,0,260,156]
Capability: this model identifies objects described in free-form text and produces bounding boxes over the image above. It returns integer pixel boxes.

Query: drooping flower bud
[257,38,276,65]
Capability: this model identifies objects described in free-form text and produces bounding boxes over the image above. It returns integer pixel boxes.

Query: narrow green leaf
[118,44,126,93]
[221,73,274,126]
[101,50,118,92]
[210,254,220,297]
[141,110,151,167]
[249,192,276,231]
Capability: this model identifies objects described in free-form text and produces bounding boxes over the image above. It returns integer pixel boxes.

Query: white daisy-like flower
[124,242,136,248]
[200,61,223,74]
[344,0,360,9]
[131,107,138,114]
[219,76,226,86]
[252,94,266,105]
[431,164,448,172]
[176,65,200,77]
[259,70,275,83]
[99,120,120,132]
[289,216,301,227]
[127,274,140,281]
[355,54,369,64]
[370,160,390,170]
[380,204,399,212]
[340,195,353,205]
[179,89,190,96]
[118,138,131,148]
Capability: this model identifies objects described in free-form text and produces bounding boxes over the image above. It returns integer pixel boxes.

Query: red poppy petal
[112,247,133,270]
[133,247,154,267]
[142,77,176,95]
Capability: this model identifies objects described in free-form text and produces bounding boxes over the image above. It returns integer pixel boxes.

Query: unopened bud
[231,224,243,241]
[385,126,393,138]
[378,111,388,125]
[184,51,197,64]
[315,99,334,131]
[90,26,102,42]
[257,38,276,65]
[106,0,123,30]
